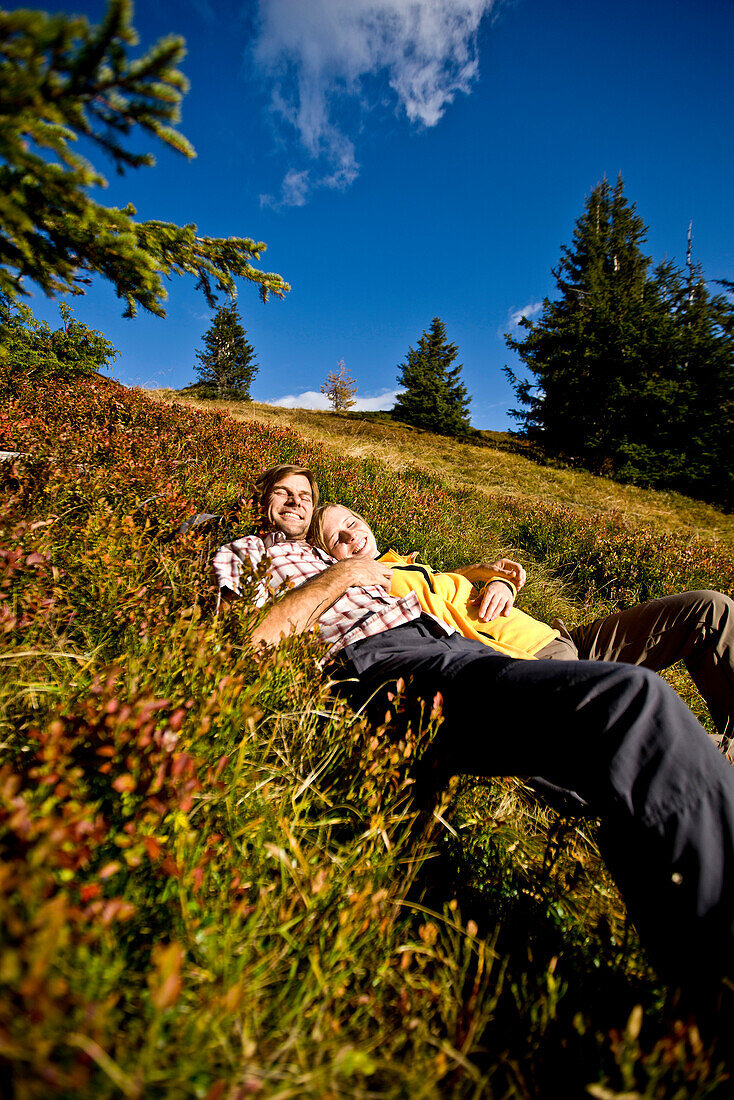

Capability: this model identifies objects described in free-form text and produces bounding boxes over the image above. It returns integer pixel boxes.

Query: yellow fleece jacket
[380,549,558,661]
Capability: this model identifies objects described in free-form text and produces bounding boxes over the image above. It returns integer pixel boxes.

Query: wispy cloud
[509,301,543,326]
[253,0,497,207]
[278,169,311,208]
[262,388,401,412]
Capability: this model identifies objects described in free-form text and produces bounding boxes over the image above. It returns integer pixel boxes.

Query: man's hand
[484,558,526,590]
[471,579,515,622]
[453,557,527,591]
[334,557,393,591]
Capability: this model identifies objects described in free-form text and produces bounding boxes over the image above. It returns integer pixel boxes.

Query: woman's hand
[470,579,515,622]
[450,558,527,593]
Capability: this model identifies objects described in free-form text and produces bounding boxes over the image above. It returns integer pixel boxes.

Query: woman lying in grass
[309,503,558,661]
[308,503,734,746]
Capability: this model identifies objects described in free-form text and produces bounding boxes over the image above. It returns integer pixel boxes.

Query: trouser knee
[684,589,733,635]
[599,664,712,803]
[437,657,687,805]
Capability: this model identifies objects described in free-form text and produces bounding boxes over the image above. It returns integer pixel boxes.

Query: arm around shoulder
[251,556,394,648]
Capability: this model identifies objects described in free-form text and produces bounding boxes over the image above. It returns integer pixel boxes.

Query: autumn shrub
[1,621,502,1095]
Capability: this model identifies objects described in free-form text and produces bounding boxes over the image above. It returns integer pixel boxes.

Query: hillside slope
[1,376,731,1098]
[150,391,734,547]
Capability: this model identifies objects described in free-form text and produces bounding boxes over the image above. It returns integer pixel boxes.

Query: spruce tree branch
[0,0,289,315]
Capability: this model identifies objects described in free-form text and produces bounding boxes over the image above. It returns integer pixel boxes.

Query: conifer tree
[652,264,734,505]
[505,175,664,461]
[194,305,258,400]
[0,294,119,386]
[0,0,289,317]
[321,359,357,411]
[505,176,734,506]
[393,317,471,437]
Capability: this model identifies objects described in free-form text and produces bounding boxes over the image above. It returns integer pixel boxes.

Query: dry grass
[146,391,734,546]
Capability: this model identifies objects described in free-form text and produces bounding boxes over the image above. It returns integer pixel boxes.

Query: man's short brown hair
[253,464,319,521]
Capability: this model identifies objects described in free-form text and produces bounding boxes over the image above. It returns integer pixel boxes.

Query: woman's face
[320,505,378,561]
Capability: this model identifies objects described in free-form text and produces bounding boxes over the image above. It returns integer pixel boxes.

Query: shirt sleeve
[212,536,267,601]
[212,535,303,609]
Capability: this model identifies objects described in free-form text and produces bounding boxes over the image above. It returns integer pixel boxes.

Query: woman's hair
[253,464,319,522]
[308,502,371,555]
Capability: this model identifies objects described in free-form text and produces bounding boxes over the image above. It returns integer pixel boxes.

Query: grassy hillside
[1,376,732,1098]
[151,393,734,546]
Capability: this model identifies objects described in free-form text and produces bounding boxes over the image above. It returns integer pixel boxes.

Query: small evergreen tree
[393,318,471,436]
[321,359,357,411]
[0,295,118,389]
[194,305,258,400]
[0,0,289,317]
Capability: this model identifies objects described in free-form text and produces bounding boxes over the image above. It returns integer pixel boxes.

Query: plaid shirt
[212,531,453,657]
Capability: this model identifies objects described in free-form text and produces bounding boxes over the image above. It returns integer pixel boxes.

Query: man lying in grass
[213,464,734,995]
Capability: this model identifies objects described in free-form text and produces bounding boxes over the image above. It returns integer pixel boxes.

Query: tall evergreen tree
[0,1,289,319]
[505,175,734,506]
[505,176,662,460]
[393,317,471,437]
[195,305,258,400]
[651,264,734,505]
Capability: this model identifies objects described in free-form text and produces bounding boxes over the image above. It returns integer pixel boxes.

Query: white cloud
[509,301,543,326]
[262,387,401,412]
[261,168,312,209]
[253,0,496,206]
[266,389,331,410]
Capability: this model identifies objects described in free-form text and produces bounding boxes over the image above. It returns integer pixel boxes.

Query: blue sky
[24,0,734,430]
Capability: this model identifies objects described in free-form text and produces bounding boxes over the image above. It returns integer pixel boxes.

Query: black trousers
[331,616,734,987]
[538,589,734,746]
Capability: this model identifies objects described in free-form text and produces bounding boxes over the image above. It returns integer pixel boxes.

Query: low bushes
[0,376,730,1096]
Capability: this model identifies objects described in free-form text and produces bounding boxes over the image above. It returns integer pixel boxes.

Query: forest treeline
[184,178,734,511]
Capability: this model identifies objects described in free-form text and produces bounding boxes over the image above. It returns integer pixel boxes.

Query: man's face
[320,505,378,560]
[265,473,314,539]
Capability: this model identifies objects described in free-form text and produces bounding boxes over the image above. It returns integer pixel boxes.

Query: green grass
[150,391,734,546]
[0,373,732,1097]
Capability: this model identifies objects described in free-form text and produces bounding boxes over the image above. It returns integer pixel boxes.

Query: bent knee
[591,661,674,712]
[613,662,692,721]
[693,590,734,628]
[670,589,733,624]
